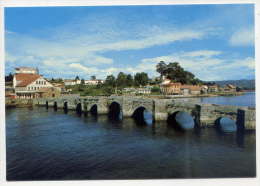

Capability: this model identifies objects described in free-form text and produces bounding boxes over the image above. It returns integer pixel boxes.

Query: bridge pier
[154,99,168,121]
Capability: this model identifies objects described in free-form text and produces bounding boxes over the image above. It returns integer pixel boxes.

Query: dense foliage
[5,73,13,82]
[156,61,203,85]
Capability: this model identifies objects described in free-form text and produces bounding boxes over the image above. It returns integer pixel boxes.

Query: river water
[177,92,255,107]
[5,92,256,180]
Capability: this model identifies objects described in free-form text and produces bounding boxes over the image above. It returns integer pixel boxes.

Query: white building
[84,79,104,85]
[64,79,82,86]
[64,80,77,86]
[13,70,54,99]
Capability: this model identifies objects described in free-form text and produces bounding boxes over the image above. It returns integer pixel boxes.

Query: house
[208,85,219,93]
[180,85,201,95]
[64,80,77,86]
[122,86,151,95]
[224,84,236,92]
[122,88,136,95]
[160,79,181,95]
[84,79,104,85]
[13,69,56,99]
[200,85,208,94]
[136,86,151,94]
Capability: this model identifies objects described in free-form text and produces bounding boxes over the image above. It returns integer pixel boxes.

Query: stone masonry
[35,96,256,130]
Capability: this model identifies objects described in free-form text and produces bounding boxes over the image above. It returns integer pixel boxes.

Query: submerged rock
[219,117,237,132]
[175,111,195,130]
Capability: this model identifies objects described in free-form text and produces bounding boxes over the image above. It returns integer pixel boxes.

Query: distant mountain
[207,79,255,89]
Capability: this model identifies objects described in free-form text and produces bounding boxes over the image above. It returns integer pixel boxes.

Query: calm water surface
[178,92,255,107]
[6,107,256,181]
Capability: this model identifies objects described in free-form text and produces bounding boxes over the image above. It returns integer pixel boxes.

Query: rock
[175,112,195,130]
[219,117,237,132]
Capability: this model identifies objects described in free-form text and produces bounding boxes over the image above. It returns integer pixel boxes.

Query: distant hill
[207,79,255,90]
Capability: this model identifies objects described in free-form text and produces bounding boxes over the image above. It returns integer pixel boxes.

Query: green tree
[91,75,96,80]
[156,61,167,78]
[105,75,116,87]
[5,73,13,82]
[116,72,127,87]
[156,62,202,85]
[134,72,149,86]
[75,76,80,81]
[126,74,134,87]
[81,78,85,85]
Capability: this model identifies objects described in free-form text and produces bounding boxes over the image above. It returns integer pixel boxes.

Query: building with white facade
[13,68,58,99]
[84,79,104,85]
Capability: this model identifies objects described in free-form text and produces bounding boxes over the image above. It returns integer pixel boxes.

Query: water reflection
[5,107,256,180]
[178,92,255,107]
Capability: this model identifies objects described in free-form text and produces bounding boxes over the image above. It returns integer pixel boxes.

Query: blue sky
[5,4,255,81]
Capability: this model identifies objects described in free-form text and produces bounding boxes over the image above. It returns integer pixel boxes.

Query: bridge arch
[167,111,195,130]
[215,116,237,132]
[132,106,153,125]
[53,101,58,111]
[90,104,98,115]
[63,101,68,113]
[76,102,82,114]
[108,101,122,119]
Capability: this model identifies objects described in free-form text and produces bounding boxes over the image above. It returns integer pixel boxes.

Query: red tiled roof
[15,73,41,87]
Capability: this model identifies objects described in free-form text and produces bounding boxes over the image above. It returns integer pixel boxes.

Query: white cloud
[139,50,255,81]
[5,52,18,63]
[87,30,204,52]
[229,28,254,47]
[181,50,222,58]
[5,27,206,79]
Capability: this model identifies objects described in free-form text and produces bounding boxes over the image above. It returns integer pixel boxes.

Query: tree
[75,76,80,81]
[116,72,127,87]
[81,78,85,85]
[91,75,96,80]
[156,61,167,79]
[105,75,116,87]
[134,72,149,86]
[5,73,13,82]
[126,74,134,87]
[156,61,202,85]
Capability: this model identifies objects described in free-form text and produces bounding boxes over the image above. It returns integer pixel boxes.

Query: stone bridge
[34,96,256,130]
